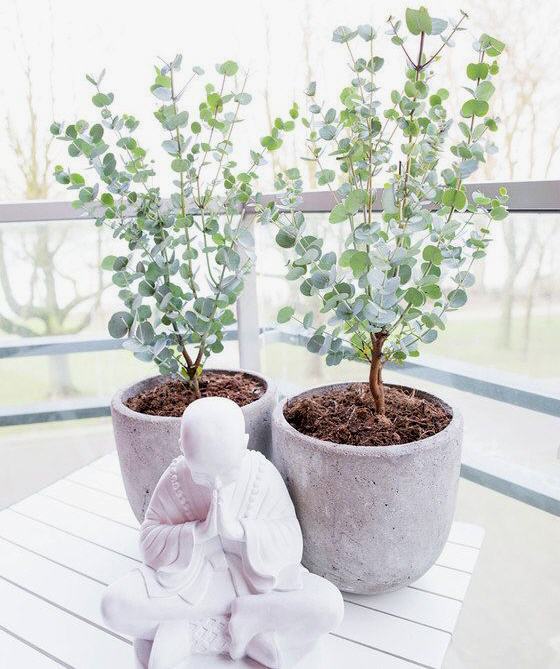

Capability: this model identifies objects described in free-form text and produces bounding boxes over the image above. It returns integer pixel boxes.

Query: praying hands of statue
[195,485,245,544]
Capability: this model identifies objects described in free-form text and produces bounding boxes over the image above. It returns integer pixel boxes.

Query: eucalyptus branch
[421,12,469,71]
[51,56,292,390]
[387,17,416,68]
[264,9,507,414]
[169,66,198,300]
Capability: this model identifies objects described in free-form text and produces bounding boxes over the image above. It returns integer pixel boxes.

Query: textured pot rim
[273,381,462,457]
[111,367,273,424]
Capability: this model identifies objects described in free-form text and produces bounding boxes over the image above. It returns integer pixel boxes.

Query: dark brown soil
[125,371,266,417]
[284,384,451,447]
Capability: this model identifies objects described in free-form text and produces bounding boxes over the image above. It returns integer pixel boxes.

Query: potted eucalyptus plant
[51,55,294,520]
[260,9,507,592]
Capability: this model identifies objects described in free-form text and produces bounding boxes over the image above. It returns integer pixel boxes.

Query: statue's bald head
[179,397,248,488]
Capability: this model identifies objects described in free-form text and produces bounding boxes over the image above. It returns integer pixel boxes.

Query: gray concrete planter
[271,382,463,594]
[111,369,276,522]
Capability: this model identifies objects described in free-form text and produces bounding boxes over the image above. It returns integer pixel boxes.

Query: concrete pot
[271,382,463,594]
[111,369,276,522]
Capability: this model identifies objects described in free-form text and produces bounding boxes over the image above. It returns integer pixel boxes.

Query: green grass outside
[0,314,557,410]
[0,341,240,406]
[427,313,560,378]
[262,313,560,387]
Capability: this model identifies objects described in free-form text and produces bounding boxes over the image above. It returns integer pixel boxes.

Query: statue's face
[179,396,249,490]
[186,441,246,489]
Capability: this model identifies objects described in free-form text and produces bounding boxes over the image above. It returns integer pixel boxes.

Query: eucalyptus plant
[260,8,508,416]
[51,55,293,397]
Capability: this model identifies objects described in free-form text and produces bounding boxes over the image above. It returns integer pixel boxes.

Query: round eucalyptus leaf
[332,26,358,43]
[404,287,425,308]
[319,125,337,141]
[137,321,155,345]
[102,255,117,271]
[329,203,349,224]
[139,281,155,297]
[277,306,295,324]
[108,312,132,339]
[448,288,467,308]
[357,24,375,41]
[422,329,438,343]
[276,229,297,248]
[216,60,239,76]
[422,245,442,265]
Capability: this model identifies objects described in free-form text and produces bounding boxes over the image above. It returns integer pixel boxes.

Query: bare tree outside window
[0,3,108,396]
[472,0,560,352]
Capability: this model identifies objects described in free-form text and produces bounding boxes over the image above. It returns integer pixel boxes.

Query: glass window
[256,212,560,387]
[2,0,560,202]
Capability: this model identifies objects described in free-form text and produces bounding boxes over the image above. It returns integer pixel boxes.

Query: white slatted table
[0,452,483,669]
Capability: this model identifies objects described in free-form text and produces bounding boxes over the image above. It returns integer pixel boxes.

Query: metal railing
[1,180,559,514]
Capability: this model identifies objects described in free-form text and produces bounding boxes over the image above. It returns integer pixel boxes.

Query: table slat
[447,522,485,549]
[339,601,450,667]
[410,565,471,602]
[436,543,479,574]
[0,629,64,668]
[0,580,132,669]
[0,509,137,584]
[12,495,141,561]
[0,537,111,631]
[91,452,121,475]
[344,586,461,632]
[67,466,127,499]
[42,479,137,528]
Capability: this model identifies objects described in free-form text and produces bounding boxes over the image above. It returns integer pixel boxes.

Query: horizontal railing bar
[1,180,559,223]
[390,359,560,418]
[0,336,123,359]
[0,400,110,426]
[250,181,560,213]
[2,328,558,416]
[270,329,560,418]
[0,326,278,360]
[460,464,560,516]
[0,200,92,223]
[480,179,560,212]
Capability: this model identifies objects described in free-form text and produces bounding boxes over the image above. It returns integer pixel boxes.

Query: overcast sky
[2,0,558,200]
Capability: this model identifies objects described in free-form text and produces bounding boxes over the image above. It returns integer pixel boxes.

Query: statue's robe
[102,449,343,668]
[139,449,305,605]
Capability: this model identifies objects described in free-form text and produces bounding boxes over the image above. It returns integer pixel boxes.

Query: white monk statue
[102,397,344,669]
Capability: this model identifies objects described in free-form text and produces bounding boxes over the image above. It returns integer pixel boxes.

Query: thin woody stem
[421,13,468,71]
[387,17,416,69]
[369,332,387,414]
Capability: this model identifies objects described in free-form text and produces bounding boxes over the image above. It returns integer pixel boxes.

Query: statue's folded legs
[103,569,343,668]
[229,572,343,665]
